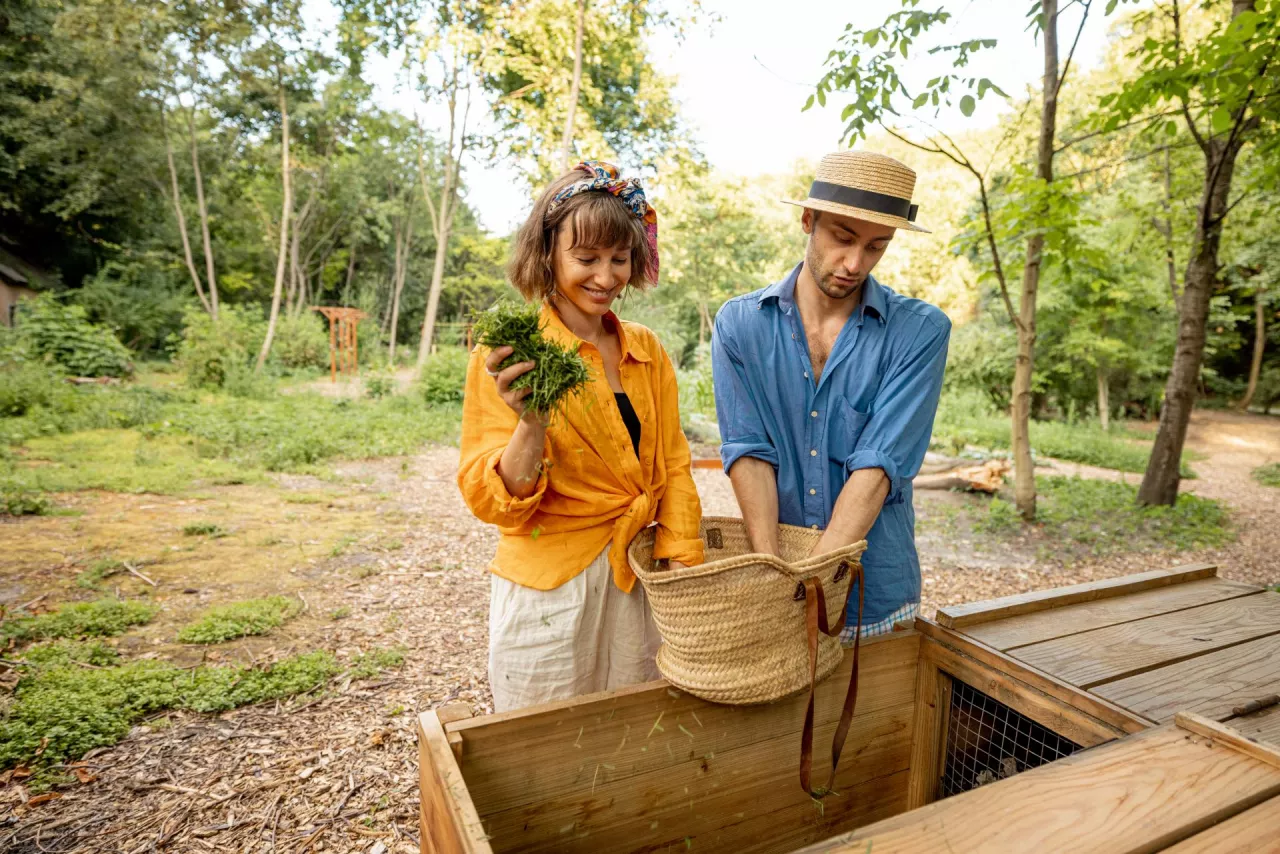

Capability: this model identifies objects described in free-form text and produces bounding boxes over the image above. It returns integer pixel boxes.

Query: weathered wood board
[961,578,1259,651]
[435,632,920,854]
[1159,795,1280,854]
[1095,633,1280,723]
[794,720,1280,854]
[1012,591,1280,689]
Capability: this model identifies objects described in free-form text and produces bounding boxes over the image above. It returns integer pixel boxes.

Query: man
[712,150,950,641]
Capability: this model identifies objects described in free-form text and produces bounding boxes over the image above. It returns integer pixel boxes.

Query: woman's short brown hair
[507,165,658,301]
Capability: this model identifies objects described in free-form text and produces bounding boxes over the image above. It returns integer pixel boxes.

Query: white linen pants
[488,548,661,713]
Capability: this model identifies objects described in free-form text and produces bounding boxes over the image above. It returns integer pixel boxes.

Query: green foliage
[975,496,1020,536]
[363,366,396,400]
[471,301,591,416]
[0,344,62,417]
[77,260,190,356]
[417,348,470,405]
[1035,476,1231,553]
[1252,463,1280,488]
[943,317,1017,410]
[181,522,225,537]
[175,304,264,389]
[176,595,303,644]
[14,296,134,378]
[0,599,159,643]
[270,313,330,371]
[0,648,342,775]
[1,488,53,517]
[932,391,1197,477]
[347,647,406,681]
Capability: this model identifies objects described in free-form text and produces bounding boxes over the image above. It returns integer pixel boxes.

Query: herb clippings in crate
[473,301,591,416]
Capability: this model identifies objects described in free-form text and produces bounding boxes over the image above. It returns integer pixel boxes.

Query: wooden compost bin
[419,564,1280,853]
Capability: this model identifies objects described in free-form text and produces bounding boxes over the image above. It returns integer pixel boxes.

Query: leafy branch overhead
[804,2,1006,142]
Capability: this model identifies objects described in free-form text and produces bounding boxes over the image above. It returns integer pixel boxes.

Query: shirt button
[811,524,819,530]
[810,411,818,418]
[804,372,809,378]
[809,488,816,495]
[810,449,817,456]
[791,333,796,340]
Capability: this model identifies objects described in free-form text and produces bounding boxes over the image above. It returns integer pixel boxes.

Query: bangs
[561,192,643,252]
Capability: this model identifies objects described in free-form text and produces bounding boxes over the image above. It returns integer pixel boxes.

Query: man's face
[802,209,896,301]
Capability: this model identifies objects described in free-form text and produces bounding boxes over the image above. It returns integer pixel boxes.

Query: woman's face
[551,226,632,319]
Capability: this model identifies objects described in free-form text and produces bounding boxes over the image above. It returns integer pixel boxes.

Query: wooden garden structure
[312,306,366,383]
[418,564,1280,852]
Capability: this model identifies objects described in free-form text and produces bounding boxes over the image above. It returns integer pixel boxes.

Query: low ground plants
[177,595,304,644]
[1252,463,1280,488]
[975,476,1231,557]
[0,599,159,642]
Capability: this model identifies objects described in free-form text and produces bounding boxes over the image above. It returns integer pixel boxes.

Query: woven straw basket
[628,516,868,706]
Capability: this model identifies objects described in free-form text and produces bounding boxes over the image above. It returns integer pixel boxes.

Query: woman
[457,161,704,712]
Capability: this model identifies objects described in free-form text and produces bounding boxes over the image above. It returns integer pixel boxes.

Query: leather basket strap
[798,561,865,798]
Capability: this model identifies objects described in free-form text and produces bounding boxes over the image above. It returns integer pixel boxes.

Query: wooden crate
[419,566,1280,853]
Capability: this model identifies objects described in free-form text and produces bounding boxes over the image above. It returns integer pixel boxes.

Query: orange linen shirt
[457,305,705,593]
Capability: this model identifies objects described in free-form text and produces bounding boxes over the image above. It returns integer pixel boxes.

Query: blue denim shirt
[712,263,951,627]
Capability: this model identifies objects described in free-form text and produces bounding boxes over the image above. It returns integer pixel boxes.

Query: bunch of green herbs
[472,301,591,416]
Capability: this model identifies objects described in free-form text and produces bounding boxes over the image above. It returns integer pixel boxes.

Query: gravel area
[4,409,1278,852]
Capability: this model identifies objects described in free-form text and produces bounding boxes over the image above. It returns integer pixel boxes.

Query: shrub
[2,488,54,516]
[13,296,134,378]
[0,599,160,643]
[270,313,330,371]
[175,304,264,389]
[0,343,61,417]
[1253,463,1280,488]
[176,595,303,644]
[76,260,189,356]
[944,316,1018,410]
[365,366,396,400]
[417,348,470,405]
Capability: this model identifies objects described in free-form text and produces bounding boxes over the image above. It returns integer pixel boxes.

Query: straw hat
[783,150,930,233]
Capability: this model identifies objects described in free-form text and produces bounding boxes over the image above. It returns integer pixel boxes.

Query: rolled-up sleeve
[456,346,550,527]
[712,305,779,474]
[652,346,705,566]
[846,315,950,503]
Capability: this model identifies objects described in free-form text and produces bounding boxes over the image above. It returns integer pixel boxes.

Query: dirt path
[3,410,1279,852]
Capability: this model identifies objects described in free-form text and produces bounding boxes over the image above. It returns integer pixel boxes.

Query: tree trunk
[1011,0,1059,521]
[388,215,415,365]
[1239,290,1266,412]
[256,90,291,372]
[416,78,471,369]
[557,0,587,170]
[187,107,219,319]
[1097,366,1110,431]
[342,244,358,306]
[1137,136,1243,504]
[1160,146,1180,309]
[697,300,711,347]
[161,109,211,315]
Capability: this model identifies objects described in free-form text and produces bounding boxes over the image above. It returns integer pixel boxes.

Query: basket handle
[798,561,864,799]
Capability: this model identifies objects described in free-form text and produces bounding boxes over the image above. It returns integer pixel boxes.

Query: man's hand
[811,468,889,557]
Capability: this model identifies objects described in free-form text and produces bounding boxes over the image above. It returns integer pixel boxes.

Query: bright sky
[357,0,1131,234]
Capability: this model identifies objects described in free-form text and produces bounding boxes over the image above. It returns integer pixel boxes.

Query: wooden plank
[913,618,1152,735]
[480,708,914,853]
[418,711,493,854]
[452,633,919,816]
[936,564,1218,629]
[905,648,950,809]
[1013,591,1280,690]
[1176,712,1280,771]
[964,579,1260,651]
[925,638,1125,748]
[1231,705,1280,750]
[1159,795,1280,854]
[795,724,1280,854]
[437,704,474,762]
[1095,633,1280,723]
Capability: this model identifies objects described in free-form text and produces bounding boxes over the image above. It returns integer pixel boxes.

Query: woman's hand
[668,560,688,571]
[486,346,539,420]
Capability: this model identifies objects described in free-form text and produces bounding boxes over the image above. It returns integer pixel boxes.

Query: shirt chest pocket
[827,398,872,469]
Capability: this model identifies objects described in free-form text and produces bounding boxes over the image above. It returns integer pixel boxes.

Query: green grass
[0,599,159,643]
[1252,463,1280,488]
[976,476,1232,557]
[176,595,303,644]
[0,641,408,785]
[75,558,126,589]
[181,521,226,537]
[932,391,1197,478]
[0,377,463,497]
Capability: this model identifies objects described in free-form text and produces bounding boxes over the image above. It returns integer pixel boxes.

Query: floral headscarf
[547,160,660,277]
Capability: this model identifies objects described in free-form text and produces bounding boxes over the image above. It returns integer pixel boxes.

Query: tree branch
[1054,0,1091,101]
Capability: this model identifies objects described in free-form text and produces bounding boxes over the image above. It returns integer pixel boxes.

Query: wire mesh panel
[939,677,1081,798]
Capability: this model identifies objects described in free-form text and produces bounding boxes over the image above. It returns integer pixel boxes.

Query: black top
[615,392,641,457]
